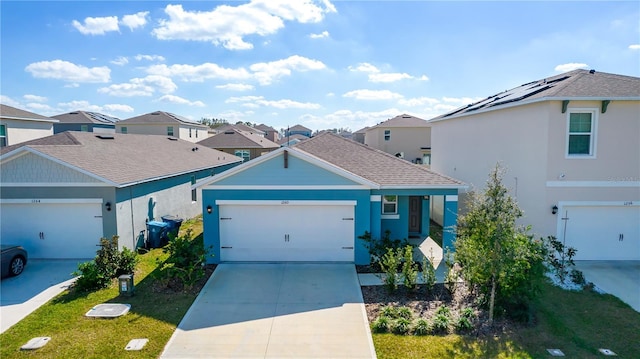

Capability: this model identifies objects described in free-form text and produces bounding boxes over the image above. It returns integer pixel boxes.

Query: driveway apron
[575,260,640,312]
[160,263,376,359]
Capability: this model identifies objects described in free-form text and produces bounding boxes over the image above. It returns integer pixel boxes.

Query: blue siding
[381,196,409,240]
[443,196,458,252]
[214,153,360,186]
[203,189,371,264]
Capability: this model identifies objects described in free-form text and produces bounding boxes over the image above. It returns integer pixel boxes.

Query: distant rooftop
[118,111,207,128]
[0,104,57,123]
[197,129,278,149]
[52,111,120,124]
[369,114,429,129]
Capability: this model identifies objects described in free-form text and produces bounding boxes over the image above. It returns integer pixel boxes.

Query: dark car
[1,244,28,278]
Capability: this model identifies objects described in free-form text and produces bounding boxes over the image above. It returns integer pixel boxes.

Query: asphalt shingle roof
[433,69,640,120]
[216,124,265,135]
[52,111,120,124]
[0,104,57,122]
[118,111,207,128]
[197,129,279,149]
[1,131,241,186]
[277,134,310,145]
[292,132,464,188]
[369,114,430,129]
[289,124,312,132]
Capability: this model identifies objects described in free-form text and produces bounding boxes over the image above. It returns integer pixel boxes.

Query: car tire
[9,256,25,276]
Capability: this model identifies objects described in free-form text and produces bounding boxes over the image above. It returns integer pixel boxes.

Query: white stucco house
[430,69,640,260]
[364,114,432,165]
[0,104,57,148]
[116,111,208,143]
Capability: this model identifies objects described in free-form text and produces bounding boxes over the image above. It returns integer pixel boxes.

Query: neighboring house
[353,126,369,144]
[277,134,309,147]
[255,123,281,142]
[0,131,241,259]
[285,124,312,138]
[0,104,57,148]
[197,128,279,162]
[364,114,432,165]
[430,69,640,260]
[116,111,208,143]
[216,123,265,137]
[339,130,353,140]
[52,110,119,134]
[198,132,465,265]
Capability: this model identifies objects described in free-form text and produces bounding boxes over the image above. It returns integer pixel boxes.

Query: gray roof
[217,123,265,135]
[118,111,207,128]
[277,134,310,145]
[197,129,279,149]
[433,69,640,121]
[52,111,120,125]
[289,124,312,132]
[255,124,278,132]
[1,131,241,187]
[292,132,464,188]
[0,104,57,122]
[369,114,429,129]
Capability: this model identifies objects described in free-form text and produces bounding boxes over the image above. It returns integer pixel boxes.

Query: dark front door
[409,196,422,234]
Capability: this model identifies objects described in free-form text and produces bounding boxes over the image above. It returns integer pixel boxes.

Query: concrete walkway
[160,263,376,359]
[575,260,640,312]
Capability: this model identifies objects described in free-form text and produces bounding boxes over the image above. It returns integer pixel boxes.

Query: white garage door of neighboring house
[560,204,640,260]
[218,201,355,262]
[0,199,103,259]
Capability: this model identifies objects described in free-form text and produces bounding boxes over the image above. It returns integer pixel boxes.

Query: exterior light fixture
[105,202,112,211]
[552,205,558,215]
[206,205,212,214]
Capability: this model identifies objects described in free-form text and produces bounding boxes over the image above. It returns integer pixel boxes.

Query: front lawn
[0,216,208,359]
[370,282,640,358]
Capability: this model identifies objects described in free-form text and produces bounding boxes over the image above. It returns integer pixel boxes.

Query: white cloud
[343,89,403,101]
[1,95,21,107]
[152,1,336,50]
[23,94,48,102]
[25,60,110,83]
[146,63,251,82]
[629,44,640,50]
[301,108,401,129]
[98,75,177,97]
[25,103,54,112]
[554,63,589,72]
[121,11,148,31]
[398,97,440,107]
[349,62,379,73]
[216,83,255,91]
[419,75,429,81]
[442,96,483,105]
[226,95,320,109]
[72,16,119,35]
[135,54,166,62]
[250,55,326,85]
[64,83,80,88]
[310,30,329,39]
[103,104,134,113]
[57,100,104,112]
[368,72,413,83]
[111,56,129,66]
[157,95,205,107]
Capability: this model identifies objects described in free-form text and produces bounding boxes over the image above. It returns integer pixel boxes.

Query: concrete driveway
[1,259,80,333]
[160,263,376,359]
[575,261,640,312]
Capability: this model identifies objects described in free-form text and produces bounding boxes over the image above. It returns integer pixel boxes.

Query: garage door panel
[219,203,355,262]
[563,205,640,260]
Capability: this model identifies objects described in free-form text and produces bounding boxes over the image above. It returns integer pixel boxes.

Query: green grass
[372,282,640,358]
[0,216,205,359]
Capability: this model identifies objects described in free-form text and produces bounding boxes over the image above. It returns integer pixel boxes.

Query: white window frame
[167,126,174,136]
[566,108,597,159]
[0,124,7,147]
[384,129,391,141]
[234,149,251,162]
[382,195,398,214]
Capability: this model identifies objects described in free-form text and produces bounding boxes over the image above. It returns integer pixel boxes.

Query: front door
[409,196,422,234]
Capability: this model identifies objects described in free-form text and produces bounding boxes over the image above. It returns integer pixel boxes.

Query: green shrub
[73,235,138,292]
[570,268,587,286]
[117,247,138,276]
[393,317,412,335]
[380,247,400,292]
[396,306,413,320]
[401,245,418,290]
[455,308,476,333]
[156,229,212,288]
[432,306,451,334]
[372,316,391,333]
[421,255,437,293]
[359,230,413,267]
[413,318,430,335]
[73,261,111,292]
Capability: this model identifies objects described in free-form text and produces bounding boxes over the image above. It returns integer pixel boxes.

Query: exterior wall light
[206,205,213,214]
[105,202,112,211]
[552,205,558,215]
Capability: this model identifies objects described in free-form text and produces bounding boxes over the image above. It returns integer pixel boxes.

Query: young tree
[455,164,545,323]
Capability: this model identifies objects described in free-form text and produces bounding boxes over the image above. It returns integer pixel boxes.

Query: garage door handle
[220,217,232,220]
[221,246,233,249]
[342,217,354,220]
[342,246,353,249]
[619,234,624,241]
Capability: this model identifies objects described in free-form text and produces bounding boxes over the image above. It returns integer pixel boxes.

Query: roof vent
[70,112,79,115]
[191,147,199,151]
[224,131,235,134]
[96,135,115,140]
[589,69,596,74]
[151,112,161,115]
[402,115,412,118]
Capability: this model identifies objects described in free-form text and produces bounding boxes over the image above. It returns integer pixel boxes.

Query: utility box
[118,274,134,296]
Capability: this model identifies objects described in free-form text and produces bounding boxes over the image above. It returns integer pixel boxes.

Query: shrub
[421,255,437,293]
[117,247,138,277]
[443,248,458,295]
[359,230,413,267]
[372,316,391,333]
[431,306,451,334]
[455,308,476,333]
[413,318,430,336]
[380,306,398,318]
[393,317,412,335]
[73,235,138,292]
[570,268,587,286]
[73,261,110,292]
[401,245,418,290]
[396,306,414,320]
[380,248,400,292]
[156,229,212,288]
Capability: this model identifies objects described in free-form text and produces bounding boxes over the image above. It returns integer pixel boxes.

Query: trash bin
[146,221,169,248]
[161,215,183,238]
[118,274,134,296]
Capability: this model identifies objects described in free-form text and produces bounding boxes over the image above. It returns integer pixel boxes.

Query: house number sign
[31,199,41,203]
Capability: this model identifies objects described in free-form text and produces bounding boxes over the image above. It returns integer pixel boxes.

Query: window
[80,125,89,132]
[189,128,192,138]
[382,195,397,214]
[191,176,197,202]
[120,126,127,134]
[567,110,597,157]
[167,126,174,136]
[0,124,6,147]
[384,129,391,141]
[234,149,251,162]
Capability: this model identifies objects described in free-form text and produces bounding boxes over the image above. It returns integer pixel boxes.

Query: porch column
[421,197,430,237]
[369,195,382,241]
[443,195,458,252]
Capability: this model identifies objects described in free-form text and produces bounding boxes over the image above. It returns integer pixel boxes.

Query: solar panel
[490,83,551,107]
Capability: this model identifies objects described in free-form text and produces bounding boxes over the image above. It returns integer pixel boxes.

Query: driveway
[1,259,80,333]
[575,261,640,312]
[160,263,376,359]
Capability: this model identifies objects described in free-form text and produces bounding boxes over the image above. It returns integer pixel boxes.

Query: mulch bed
[151,264,217,295]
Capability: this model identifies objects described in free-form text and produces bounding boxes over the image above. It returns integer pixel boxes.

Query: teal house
[200,132,465,265]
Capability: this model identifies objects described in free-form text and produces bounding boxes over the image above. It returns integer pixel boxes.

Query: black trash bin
[161,215,183,238]
[146,221,169,248]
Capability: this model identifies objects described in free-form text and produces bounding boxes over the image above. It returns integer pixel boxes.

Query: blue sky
[1,1,639,132]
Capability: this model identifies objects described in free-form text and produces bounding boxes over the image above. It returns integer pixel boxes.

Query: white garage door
[0,199,103,259]
[561,204,640,260]
[218,201,355,262]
